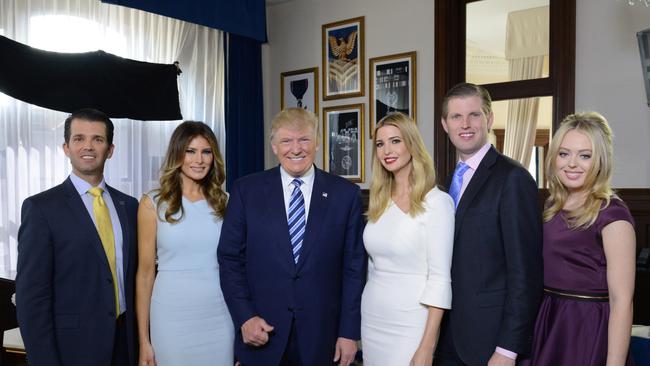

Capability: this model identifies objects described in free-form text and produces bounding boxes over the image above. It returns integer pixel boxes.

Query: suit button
[293,275,300,280]
[107,278,112,283]
[287,306,294,312]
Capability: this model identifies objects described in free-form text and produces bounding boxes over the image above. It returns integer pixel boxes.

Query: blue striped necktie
[449,161,470,208]
[287,178,306,263]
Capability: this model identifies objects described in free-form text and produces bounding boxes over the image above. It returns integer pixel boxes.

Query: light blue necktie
[287,179,306,263]
[449,161,470,208]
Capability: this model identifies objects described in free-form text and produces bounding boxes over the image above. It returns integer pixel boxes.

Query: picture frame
[322,103,365,183]
[322,16,365,100]
[369,51,417,137]
[280,67,319,116]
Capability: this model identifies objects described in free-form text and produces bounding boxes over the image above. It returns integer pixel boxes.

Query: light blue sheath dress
[148,194,234,366]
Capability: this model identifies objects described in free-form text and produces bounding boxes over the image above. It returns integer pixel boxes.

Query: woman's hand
[410,347,434,366]
[139,341,156,366]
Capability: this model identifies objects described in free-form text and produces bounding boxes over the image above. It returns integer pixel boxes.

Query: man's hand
[241,316,274,347]
[333,337,357,366]
[487,351,516,366]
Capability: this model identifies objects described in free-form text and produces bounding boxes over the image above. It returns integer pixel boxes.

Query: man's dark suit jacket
[218,166,366,366]
[16,177,138,366]
[439,146,543,365]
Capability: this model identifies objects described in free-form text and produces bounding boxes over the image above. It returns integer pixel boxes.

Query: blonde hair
[367,113,436,222]
[270,108,319,142]
[156,121,227,223]
[544,111,614,229]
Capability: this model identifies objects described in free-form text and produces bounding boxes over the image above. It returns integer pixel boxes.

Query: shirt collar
[69,171,108,196]
[460,143,492,171]
[279,165,315,188]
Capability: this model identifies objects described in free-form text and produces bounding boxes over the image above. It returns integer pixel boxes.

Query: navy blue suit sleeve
[496,167,543,354]
[15,198,64,366]
[217,182,257,328]
[337,187,366,340]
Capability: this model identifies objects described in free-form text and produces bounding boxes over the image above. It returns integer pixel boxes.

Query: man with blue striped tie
[218,108,366,366]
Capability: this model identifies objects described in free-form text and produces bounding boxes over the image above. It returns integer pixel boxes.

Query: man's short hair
[64,108,114,145]
[270,108,319,142]
[441,83,493,120]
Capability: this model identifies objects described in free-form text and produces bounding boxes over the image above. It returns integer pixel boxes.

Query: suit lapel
[62,178,112,275]
[107,185,130,276]
[454,147,499,237]
[296,168,330,272]
[264,167,295,272]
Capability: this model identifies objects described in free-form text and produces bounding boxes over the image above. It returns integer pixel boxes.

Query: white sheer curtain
[502,6,548,166]
[0,0,225,274]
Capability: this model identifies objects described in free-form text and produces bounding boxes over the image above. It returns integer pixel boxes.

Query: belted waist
[543,287,609,302]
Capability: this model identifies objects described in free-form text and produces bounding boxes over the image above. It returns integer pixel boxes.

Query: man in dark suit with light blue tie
[218,108,366,366]
[434,83,542,366]
[16,108,138,366]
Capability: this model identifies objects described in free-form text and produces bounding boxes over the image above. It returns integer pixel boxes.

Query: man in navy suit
[16,108,138,366]
[218,108,366,366]
[434,83,542,366]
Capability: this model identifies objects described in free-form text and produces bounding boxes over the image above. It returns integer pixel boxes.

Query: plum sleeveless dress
[522,199,634,366]
[148,194,234,366]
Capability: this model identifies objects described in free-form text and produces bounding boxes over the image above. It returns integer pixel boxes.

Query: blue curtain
[225,33,265,189]
[101,0,267,42]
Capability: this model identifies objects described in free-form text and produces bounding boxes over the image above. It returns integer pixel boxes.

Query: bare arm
[602,220,636,366]
[135,195,158,365]
[411,306,445,366]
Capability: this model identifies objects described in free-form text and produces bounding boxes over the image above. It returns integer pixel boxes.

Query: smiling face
[555,129,594,193]
[63,118,114,185]
[441,95,494,161]
[180,135,214,183]
[271,125,318,177]
[375,124,412,177]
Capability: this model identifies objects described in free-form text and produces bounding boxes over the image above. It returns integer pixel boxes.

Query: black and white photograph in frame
[323,104,365,183]
[280,67,319,115]
[369,51,417,137]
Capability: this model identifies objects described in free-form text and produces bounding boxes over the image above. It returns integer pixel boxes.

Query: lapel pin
[322,192,328,198]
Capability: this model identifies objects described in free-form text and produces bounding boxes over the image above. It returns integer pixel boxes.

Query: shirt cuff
[495,347,517,360]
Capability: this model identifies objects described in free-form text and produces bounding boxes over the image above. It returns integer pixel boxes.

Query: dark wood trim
[493,129,550,153]
[433,0,576,180]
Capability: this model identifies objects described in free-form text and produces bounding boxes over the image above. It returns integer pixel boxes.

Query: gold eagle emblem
[329,31,358,61]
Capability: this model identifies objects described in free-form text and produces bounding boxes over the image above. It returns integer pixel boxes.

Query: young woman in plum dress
[522,112,636,366]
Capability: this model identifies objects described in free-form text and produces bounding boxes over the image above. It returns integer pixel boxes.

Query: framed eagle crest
[321,16,365,100]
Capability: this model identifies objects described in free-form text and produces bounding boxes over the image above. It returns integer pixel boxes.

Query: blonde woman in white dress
[361,113,454,366]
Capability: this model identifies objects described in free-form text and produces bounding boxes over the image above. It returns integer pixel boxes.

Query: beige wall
[263,0,650,187]
[575,0,650,187]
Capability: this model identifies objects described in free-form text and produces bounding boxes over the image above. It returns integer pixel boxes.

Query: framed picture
[322,104,365,183]
[280,67,319,116]
[369,51,417,137]
[322,16,365,100]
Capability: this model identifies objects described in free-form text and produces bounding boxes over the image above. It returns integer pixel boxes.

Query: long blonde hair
[544,112,614,229]
[156,121,227,223]
[367,113,436,222]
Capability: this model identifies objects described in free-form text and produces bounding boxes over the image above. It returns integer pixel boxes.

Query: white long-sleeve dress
[361,187,455,365]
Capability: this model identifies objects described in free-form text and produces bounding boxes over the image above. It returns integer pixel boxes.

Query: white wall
[263,0,650,188]
[575,0,650,188]
[263,0,434,188]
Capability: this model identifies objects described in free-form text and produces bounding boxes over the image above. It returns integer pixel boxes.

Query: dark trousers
[280,318,302,366]
[434,318,468,366]
[111,313,129,366]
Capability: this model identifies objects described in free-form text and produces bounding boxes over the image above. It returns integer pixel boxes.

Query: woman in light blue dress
[136,121,234,366]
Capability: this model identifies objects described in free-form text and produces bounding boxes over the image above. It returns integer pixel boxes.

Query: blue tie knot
[291,178,304,189]
[454,161,469,177]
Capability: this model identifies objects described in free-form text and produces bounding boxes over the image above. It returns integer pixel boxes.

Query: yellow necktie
[88,187,120,317]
